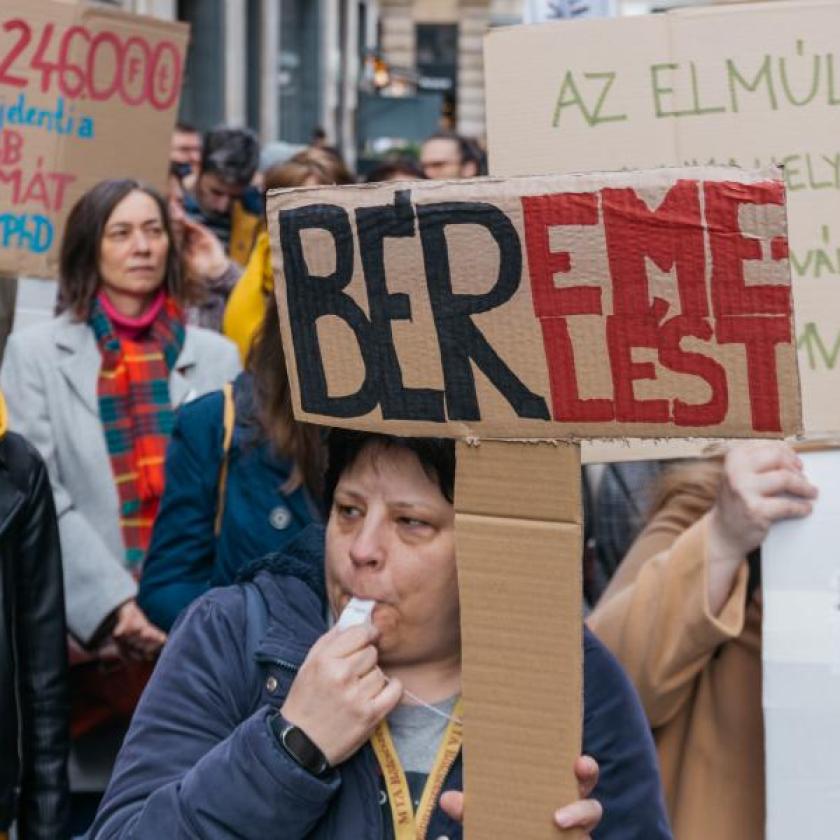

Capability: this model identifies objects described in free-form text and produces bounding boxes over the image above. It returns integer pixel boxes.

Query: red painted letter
[717,316,790,432]
[705,180,790,318]
[658,316,728,427]
[607,315,669,423]
[523,192,613,421]
[603,181,708,317]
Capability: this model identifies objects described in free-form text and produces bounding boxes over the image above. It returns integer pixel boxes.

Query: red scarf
[90,292,185,568]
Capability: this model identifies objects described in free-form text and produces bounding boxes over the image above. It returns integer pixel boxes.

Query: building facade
[377,0,509,139]
[112,0,377,166]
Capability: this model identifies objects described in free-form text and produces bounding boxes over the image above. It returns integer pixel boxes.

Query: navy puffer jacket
[90,527,671,839]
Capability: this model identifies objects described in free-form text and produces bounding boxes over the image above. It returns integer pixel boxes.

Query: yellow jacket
[223,231,273,362]
[229,201,263,268]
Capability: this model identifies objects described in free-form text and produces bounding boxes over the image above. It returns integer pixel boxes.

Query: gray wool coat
[0,312,241,645]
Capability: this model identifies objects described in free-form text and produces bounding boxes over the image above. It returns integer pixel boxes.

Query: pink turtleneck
[97,289,165,341]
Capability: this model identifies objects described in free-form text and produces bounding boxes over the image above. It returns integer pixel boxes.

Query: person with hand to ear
[589,440,817,840]
[167,165,241,332]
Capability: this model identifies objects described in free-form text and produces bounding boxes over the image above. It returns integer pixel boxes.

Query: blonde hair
[263,149,354,192]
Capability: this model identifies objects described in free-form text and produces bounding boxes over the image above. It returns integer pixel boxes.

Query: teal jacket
[138,373,322,631]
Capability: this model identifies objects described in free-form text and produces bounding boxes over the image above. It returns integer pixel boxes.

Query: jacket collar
[53,311,198,415]
[240,525,329,667]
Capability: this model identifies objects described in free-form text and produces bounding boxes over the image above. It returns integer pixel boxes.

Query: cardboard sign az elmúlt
[0,0,188,278]
[268,166,799,839]
[485,0,840,443]
[267,166,801,441]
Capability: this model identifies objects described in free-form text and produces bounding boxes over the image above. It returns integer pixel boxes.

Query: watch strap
[270,714,330,777]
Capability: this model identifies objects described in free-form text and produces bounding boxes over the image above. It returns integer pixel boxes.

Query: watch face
[283,724,328,775]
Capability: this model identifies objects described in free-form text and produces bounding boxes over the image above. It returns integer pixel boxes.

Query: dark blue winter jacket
[91,527,671,839]
[138,372,322,631]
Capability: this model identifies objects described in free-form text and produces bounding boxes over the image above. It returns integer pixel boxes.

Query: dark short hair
[423,131,475,165]
[57,179,181,319]
[324,431,455,510]
[365,158,425,183]
[201,125,260,186]
[174,120,199,135]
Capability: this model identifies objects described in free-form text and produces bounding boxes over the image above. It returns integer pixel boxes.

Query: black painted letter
[279,204,378,417]
[356,190,445,421]
[417,201,549,421]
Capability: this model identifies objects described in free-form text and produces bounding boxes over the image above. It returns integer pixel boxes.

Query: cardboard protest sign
[268,165,799,839]
[267,166,801,441]
[763,447,840,838]
[484,0,840,438]
[0,0,188,278]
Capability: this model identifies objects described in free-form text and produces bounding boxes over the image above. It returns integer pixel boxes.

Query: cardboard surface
[267,166,801,440]
[580,436,721,464]
[484,0,840,437]
[762,448,840,838]
[455,439,584,840]
[0,0,188,278]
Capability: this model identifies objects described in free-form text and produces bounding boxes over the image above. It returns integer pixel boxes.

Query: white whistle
[336,597,376,631]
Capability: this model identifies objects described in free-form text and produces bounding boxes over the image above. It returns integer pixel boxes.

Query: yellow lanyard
[370,697,463,840]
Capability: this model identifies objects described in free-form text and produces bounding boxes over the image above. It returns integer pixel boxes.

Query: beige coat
[588,488,763,840]
[0,313,241,645]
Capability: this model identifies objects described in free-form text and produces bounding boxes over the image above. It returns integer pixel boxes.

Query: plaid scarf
[90,295,185,569]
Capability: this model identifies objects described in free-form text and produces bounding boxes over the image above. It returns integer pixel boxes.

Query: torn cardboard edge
[268,164,801,443]
[581,433,840,464]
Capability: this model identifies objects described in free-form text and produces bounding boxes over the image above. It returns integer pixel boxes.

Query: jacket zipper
[255,654,299,673]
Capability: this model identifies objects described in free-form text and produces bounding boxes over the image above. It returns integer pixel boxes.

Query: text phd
[278,180,791,432]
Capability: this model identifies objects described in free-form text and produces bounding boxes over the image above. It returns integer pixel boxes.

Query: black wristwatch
[271,715,331,777]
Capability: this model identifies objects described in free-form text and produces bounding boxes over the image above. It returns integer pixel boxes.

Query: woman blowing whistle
[88,432,671,839]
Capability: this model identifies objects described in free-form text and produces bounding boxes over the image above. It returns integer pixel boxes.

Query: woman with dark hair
[0,179,240,828]
[2,177,240,649]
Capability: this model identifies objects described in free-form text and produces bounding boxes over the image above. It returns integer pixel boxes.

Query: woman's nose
[349,518,386,568]
[132,231,152,253]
